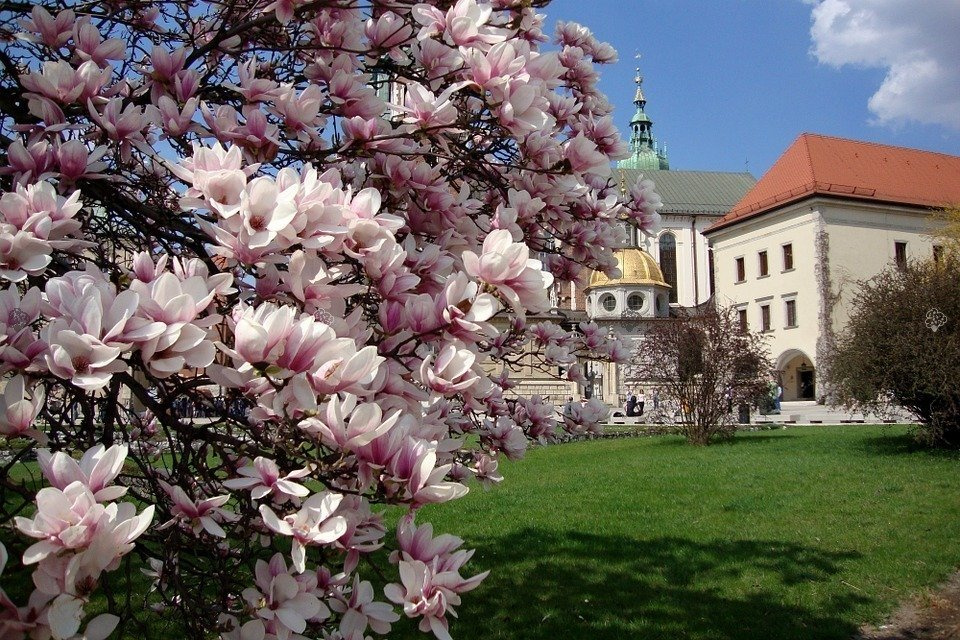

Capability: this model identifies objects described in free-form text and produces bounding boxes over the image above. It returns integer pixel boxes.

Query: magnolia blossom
[462,229,554,313]
[38,444,128,502]
[160,483,233,538]
[0,374,45,441]
[223,457,311,503]
[419,345,481,395]
[259,491,348,573]
[0,1,645,636]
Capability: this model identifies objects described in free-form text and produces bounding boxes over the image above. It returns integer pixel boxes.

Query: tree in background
[631,305,771,445]
[827,257,960,447]
[929,204,960,257]
[0,1,661,638]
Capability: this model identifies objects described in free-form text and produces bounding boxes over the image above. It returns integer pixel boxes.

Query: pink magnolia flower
[310,394,400,453]
[223,457,311,503]
[56,139,109,183]
[19,6,75,49]
[627,174,663,233]
[563,133,612,177]
[160,482,232,538]
[37,444,129,502]
[240,554,326,639]
[387,437,468,506]
[259,491,348,573]
[329,575,399,637]
[0,374,45,441]
[366,11,414,51]
[72,21,126,67]
[307,340,383,396]
[43,321,127,390]
[384,558,487,640]
[0,229,52,281]
[482,416,527,460]
[462,229,554,313]
[20,60,111,105]
[15,482,106,563]
[419,345,481,395]
[156,95,199,137]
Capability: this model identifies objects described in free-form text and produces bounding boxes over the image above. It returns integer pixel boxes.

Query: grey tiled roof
[617,169,757,215]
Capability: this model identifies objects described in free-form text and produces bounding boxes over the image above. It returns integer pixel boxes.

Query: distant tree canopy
[828,256,960,447]
[929,204,960,257]
[631,305,771,445]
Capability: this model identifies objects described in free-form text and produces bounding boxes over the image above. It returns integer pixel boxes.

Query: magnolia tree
[0,1,661,638]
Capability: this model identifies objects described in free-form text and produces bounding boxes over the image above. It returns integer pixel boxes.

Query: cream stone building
[705,133,960,402]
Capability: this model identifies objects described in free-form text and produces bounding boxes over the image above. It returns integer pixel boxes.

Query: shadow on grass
[431,529,867,640]
[857,432,960,460]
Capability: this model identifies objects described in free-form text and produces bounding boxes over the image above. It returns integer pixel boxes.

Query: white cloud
[806,0,960,130]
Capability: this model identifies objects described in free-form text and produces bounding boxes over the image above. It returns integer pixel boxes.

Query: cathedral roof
[618,169,756,215]
[587,249,670,290]
[707,133,960,234]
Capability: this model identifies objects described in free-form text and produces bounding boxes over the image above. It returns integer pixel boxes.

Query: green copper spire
[618,63,670,171]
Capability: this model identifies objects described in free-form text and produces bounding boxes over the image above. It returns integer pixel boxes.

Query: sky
[541,0,960,177]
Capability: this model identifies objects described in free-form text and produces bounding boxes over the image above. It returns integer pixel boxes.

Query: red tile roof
[705,133,960,233]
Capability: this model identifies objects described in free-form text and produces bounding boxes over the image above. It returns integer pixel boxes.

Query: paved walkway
[607,400,915,426]
[757,400,914,425]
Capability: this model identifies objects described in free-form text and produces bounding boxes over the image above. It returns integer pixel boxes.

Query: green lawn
[399,425,960,640]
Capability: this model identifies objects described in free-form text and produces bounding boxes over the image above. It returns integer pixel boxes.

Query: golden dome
[587,249,670,289]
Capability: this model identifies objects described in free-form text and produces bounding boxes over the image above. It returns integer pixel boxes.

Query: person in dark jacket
[625,390,637,416]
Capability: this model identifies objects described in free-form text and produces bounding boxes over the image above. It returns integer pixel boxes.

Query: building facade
[705,133,960,402]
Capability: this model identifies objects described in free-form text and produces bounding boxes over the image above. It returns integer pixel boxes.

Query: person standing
[775,382,783,414]
[637,389,645,416]
[625,390,637,417]
[652,388,660,411]
[563,396,575,418]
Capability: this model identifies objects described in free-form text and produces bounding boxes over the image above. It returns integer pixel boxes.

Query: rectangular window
[738,308,748,332]
[933,245,944,263]
[782,243,794,271]
[735,257,745,282]
[760,304,771,332]
[758,251,769,277]
[895,241,907,270]
[785,299,797,328]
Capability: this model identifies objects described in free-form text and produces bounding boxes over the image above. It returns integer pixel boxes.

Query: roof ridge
[800,131,960,160]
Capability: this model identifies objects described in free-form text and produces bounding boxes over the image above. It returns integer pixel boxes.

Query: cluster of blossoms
[0,1,660,639]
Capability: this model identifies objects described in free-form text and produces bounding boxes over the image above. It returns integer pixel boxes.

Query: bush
[827,256,960,446]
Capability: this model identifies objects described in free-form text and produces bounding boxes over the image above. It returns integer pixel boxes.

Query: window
[760,304,771,332]
[708,248,715,297]
[782,243,794,271]
[895,241,907,270]
[934,245,944,263]
[659,233,678,303]
[627,293,645,311]
[737,308,748,332]
[735,257,745,282]
[785,299,797,328]
[758,251,769,277]
[600,293,616,312]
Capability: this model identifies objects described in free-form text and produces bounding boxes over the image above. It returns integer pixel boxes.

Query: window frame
[784,298,797,328]
[737,306,748,332]
[782,243,794,271]
[760,304,771,332]
[894,241,908,270]
[758,250,769,277]
[599,293,617,312]
[735,256,746,283]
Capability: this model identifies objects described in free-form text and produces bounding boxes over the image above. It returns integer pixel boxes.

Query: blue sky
[543,0,960,177]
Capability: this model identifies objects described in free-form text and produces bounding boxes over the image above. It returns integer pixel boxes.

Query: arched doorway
[776,350,815,401]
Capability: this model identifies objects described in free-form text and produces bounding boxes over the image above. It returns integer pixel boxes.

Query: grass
[394,425,960,640]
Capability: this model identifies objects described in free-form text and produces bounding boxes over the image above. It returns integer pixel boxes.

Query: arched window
[659,232,678,303]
